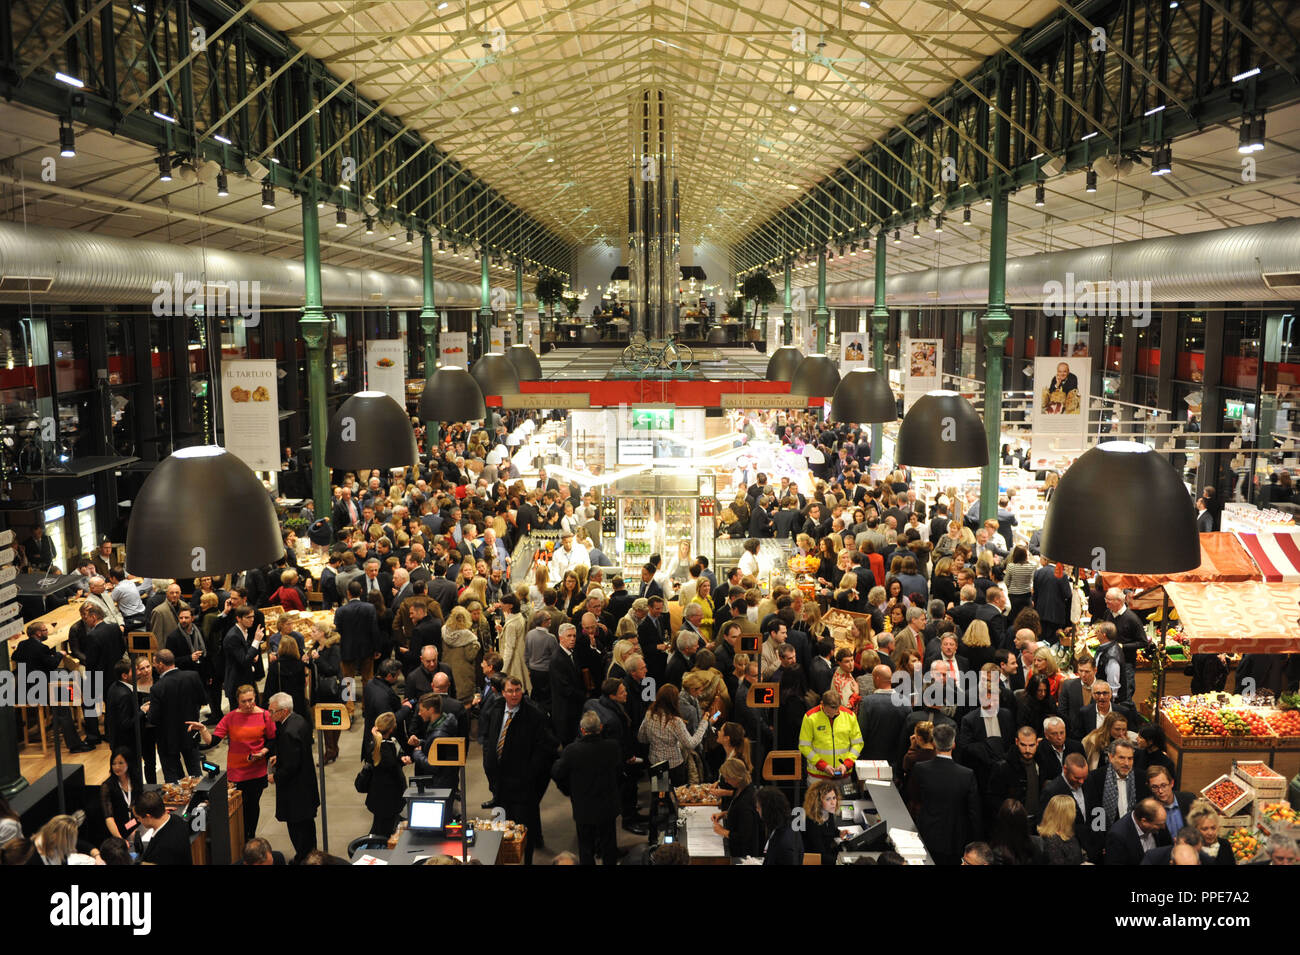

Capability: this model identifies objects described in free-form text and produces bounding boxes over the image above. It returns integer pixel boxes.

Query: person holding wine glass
[187,684,276,843]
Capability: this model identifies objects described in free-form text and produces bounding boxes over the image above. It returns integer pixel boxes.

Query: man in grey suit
[857,665,910,766]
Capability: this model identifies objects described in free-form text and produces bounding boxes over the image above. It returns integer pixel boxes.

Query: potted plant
[725,296,745,321]
[535,272,566,337]
[741,270,778,333]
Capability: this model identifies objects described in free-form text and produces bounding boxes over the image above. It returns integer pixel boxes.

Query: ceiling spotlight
[261,180,275,209]
[849,242,857,256]
[1238,113,1265,153]
[912,221,920,238]
[933,214,943,233]
[1085,167,1098,192]
[962,204,972,226]
[215,171,229,197]
[157,152,172,182]
[364,216,374,234]
[58,119,75,158]
[893,229,901,244]
[387,231,398,241]
[1034,180,1046,207]
[984,195,992,207]
[1151,141,1172,176]
[406,228,414,245]
[335,207,347,228]
[437,238,446,253]
[509,104,520,114]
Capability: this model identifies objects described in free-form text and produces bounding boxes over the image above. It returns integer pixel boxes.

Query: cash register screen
[408,797,447,834]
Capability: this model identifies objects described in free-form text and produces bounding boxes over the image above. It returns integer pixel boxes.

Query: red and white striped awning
[1236,530,1300,582]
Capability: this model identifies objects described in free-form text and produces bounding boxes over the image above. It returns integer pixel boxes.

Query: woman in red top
[268,569,305,611]
[188,684,276,843]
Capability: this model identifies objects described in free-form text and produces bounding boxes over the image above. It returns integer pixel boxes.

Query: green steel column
[981,189,1013,523]
[514,259,525,342]
[419,231,438,375]
[298,74,330,520]
[782,259,793,346]
[418,231,440,449]
[300,196,330,521]
[478,252,492,357]
[870,229,890,465]
[814,249,829,353]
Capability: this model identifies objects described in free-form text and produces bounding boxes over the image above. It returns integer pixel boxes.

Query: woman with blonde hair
[528,566,548,610]
[364,711,410,838]
[442,606,481,706]
[960,619,997,671]
[1083,711,1130,770]
[801,601,829,642]
[34,814,86,865]
[608,638,640,679]
[457,575,489,609]
[1037,794,1084,865]
[690,577,715,642]
[833,572,865,613]
[1033,645,1063,699]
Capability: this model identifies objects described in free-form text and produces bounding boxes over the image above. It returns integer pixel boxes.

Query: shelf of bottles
[620,497,657,575]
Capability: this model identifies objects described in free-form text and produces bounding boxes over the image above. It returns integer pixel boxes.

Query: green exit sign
[632,409,674,430]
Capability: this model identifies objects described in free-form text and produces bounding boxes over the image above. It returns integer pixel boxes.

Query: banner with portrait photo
[1031,355,1090,465]
[903,338,942,411]
[220,359,279,472]
[839,332,868,372]
[439,331,468,370]
[366,339,406,404]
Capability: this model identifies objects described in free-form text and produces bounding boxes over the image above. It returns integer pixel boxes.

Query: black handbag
[354,762,373,793]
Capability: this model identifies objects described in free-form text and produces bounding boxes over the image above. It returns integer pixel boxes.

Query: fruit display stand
[1160,694,1300,790]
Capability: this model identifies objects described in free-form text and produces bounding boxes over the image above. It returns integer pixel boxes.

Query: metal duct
[0,221,535,309]
[819,218,1300,307]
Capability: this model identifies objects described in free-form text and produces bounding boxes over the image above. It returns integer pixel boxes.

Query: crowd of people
[4,404,1298,867]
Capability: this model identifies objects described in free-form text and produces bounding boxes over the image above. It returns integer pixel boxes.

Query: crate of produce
[1214,812,1254,831]
[1266,709,1300,742]
[1234,761,1289,799]
[1227,827,1264,863]
[1201,773,1254,816]
[1255,802,1299,839]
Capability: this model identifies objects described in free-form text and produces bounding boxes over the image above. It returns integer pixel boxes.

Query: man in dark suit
[1072,683,1137,741]
[131,790,192,866]
[772,498,802,540]
[857,665,909,766]
[104,660,142,756]
[956,686,1015,793]
[426,566,459,619]
[334,581,379,715]
[11,621,93,752]
[1032,560,1072,642]
[332,487,361,530]
[267,691,319,863]
[637,596,669,686]
[636,564,663,600]
[222,605,264,713]
[551,709,623,865]
[1083,739,1141,849]
[359,558,394,605]
[81,604,125,746]
[1057,655,1099,737]
[605,579,634,625]
[482,676,559,864]
[549,624,586,745]
[985,726,1046,824]
[363,659,409,741]
[1102,588,1147,702]
[149,649,206,781]
[1041,754,1096,859]
[912,723,981,865]
[1035,716,1084,779]
[747,496,772,538]
[1104,798,1171,865]
[808,638,835,697]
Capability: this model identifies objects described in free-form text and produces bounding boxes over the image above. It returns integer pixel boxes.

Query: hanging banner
[525,319,541,353]
[903,339,942,411]
[366,339,406,404]
[1031,356,1090,465]
[766,315,782,355]
[489,325,507,353]
[221,359,279,472]
[439,331,468,369]
[839,332,868,372]
[798,314,817,356]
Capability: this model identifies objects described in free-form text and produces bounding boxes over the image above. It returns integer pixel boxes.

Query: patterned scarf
[1102,766,1136,825]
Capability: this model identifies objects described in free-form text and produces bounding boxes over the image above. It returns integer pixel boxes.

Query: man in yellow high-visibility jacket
[798,690,864,781]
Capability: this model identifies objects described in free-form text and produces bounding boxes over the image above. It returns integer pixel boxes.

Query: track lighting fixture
[962,204,972,226]
[261,180,275,209]
[335,207,347,228]
[58,119,75,158]
[1085,167,1098,193]
[1034,180,1046,207]
[215,171,229,197]
[364,216,374,234]
[157,152,172,182]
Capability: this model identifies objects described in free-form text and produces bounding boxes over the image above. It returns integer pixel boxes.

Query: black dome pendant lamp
[828,369,897,424]
[325,391,417,471]
[470,352,521,397]
[125,446,283,578]
[765,345,805,382]
[506,343,543,381]
[1040,440,1200,574]
[418,366,487,423]
[895,391,988,468]
[789,354,841,397]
